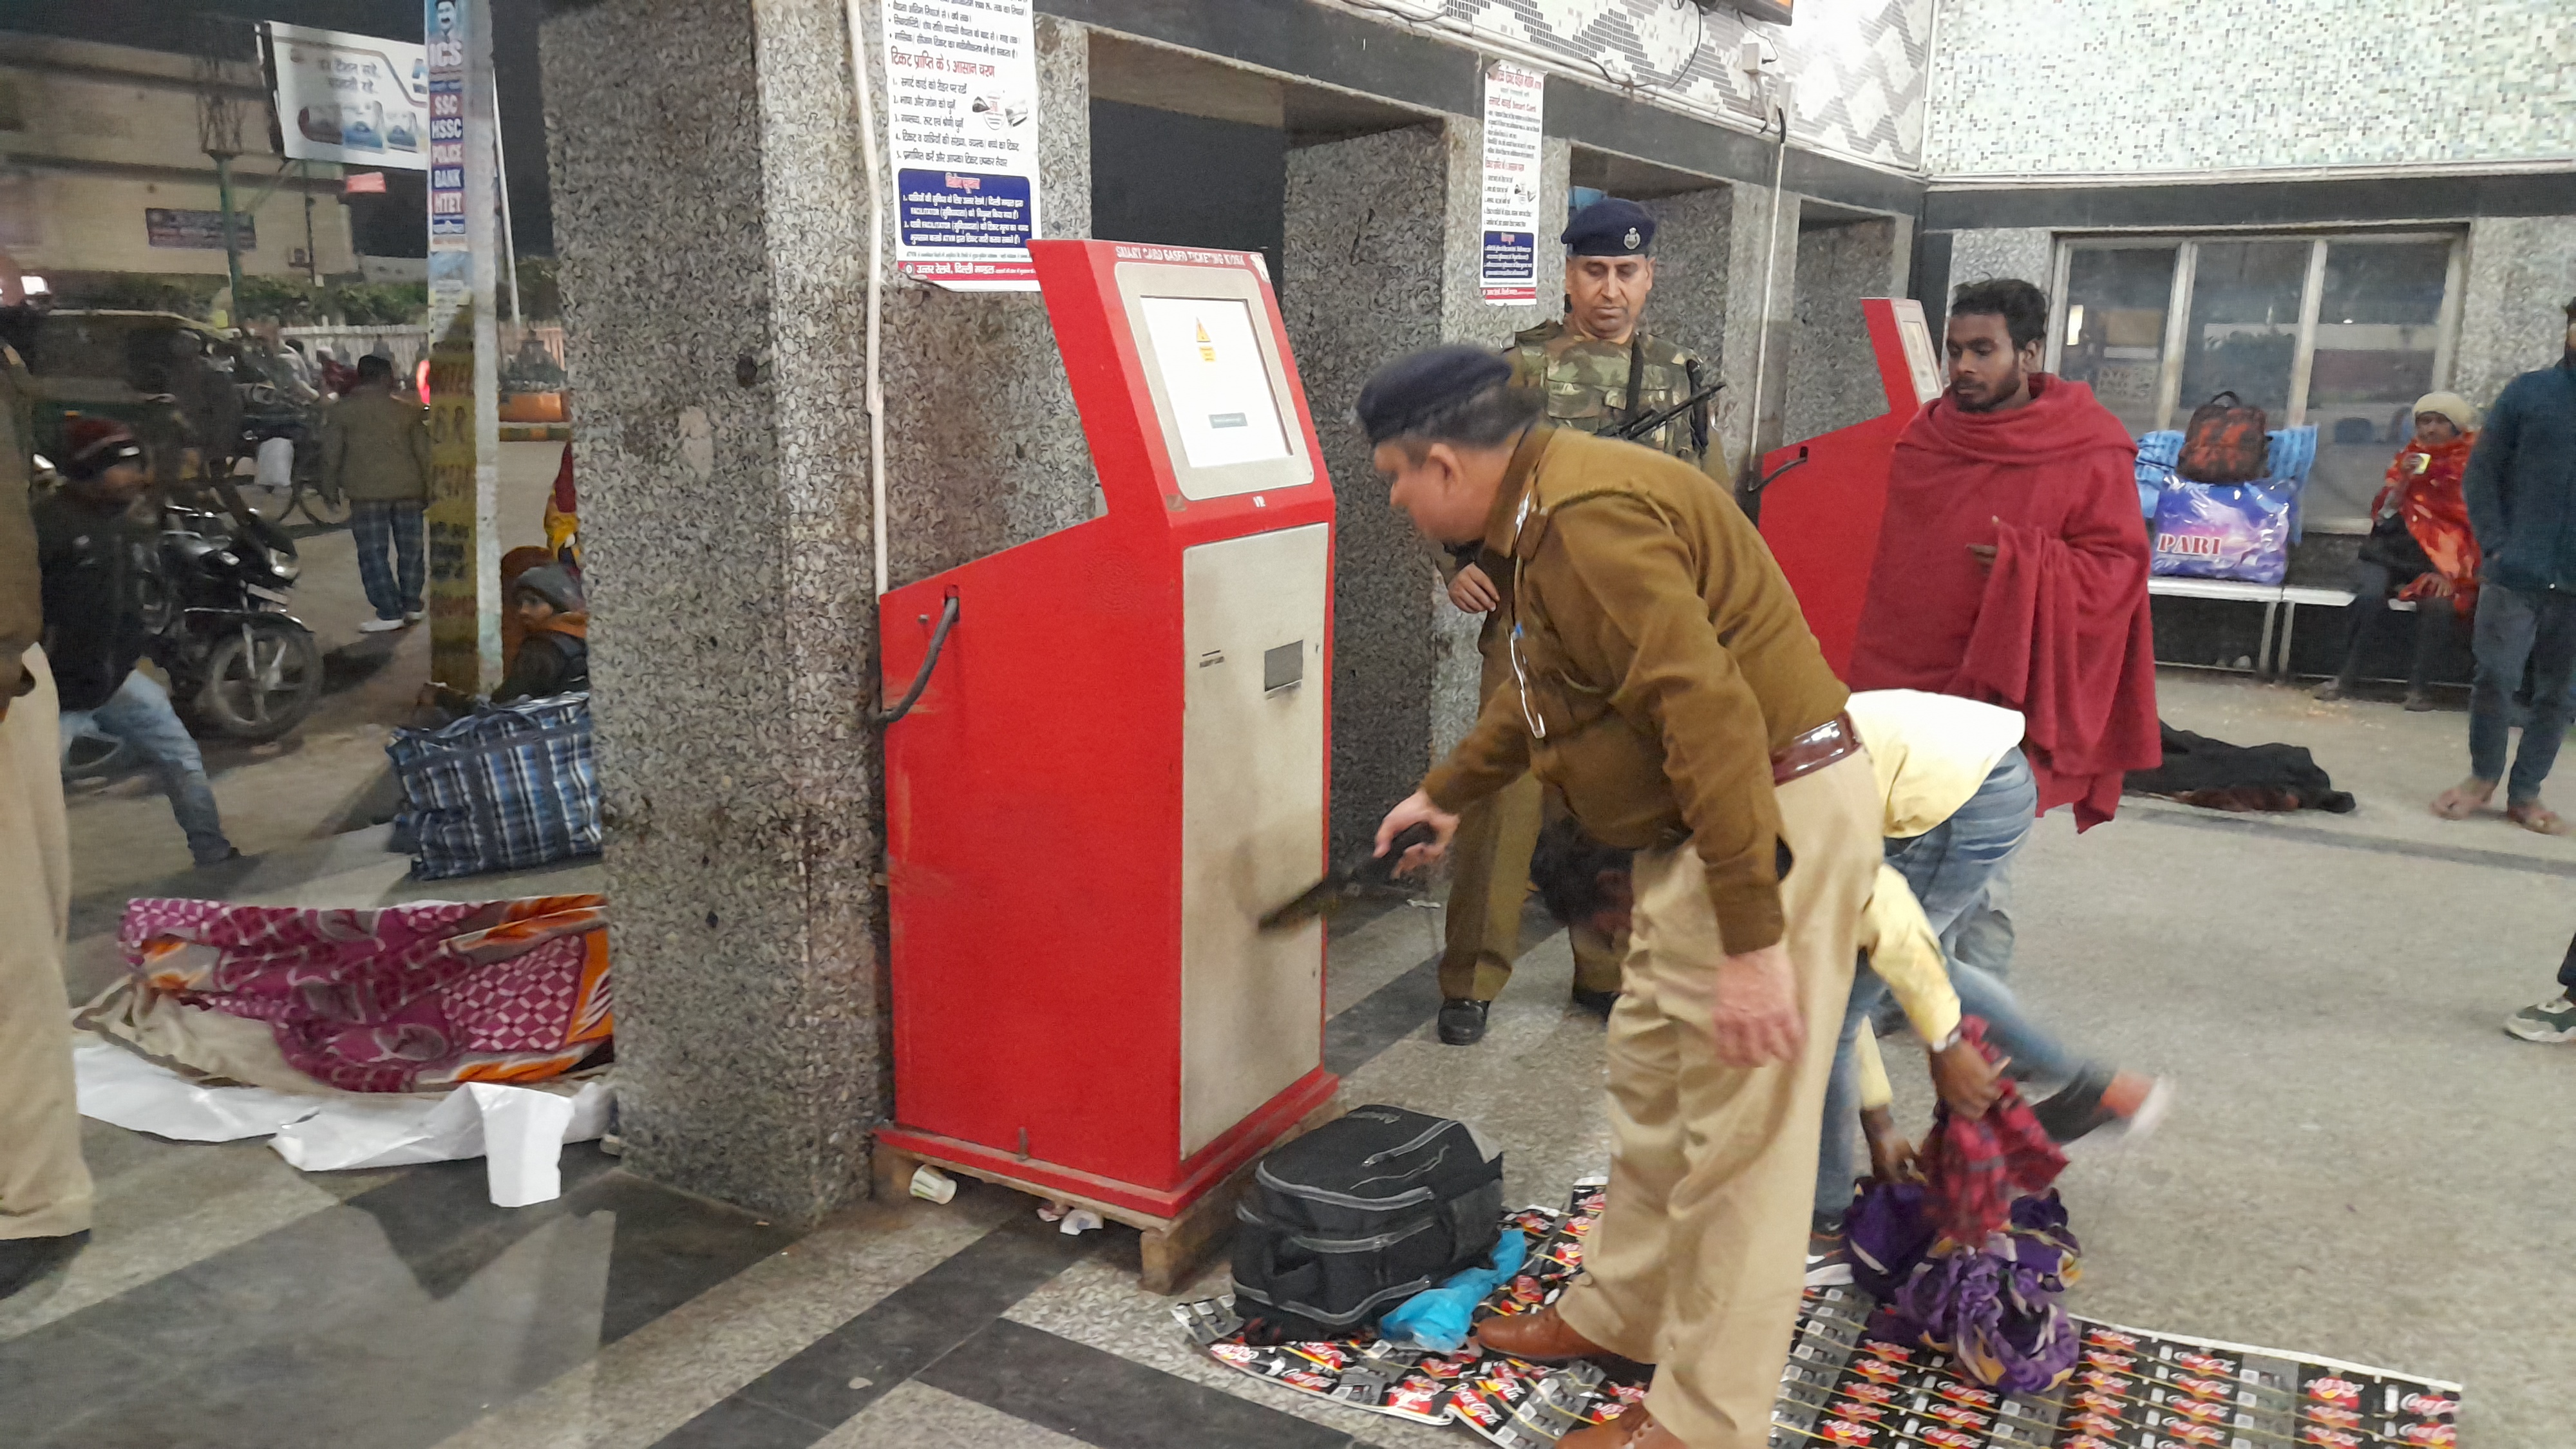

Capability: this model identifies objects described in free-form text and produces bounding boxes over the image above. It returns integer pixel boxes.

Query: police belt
[1646,712,1860,853]
[1770,711,1860,787]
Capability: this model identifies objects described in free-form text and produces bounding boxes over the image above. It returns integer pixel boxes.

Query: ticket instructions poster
[882,0,1043,290]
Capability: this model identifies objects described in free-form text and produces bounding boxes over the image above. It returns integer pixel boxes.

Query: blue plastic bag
[2151,480,2297,584]
[2134,431,2184,519]
[1378,1228,1527,1353]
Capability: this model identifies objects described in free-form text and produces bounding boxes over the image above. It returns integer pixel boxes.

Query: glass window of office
[2048,232,2462,528]
[2059,246,2177,437]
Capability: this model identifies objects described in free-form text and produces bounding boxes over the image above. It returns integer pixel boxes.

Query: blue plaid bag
[388,694,602,880]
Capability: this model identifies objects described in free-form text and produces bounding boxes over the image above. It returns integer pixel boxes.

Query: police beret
[1562,197,1654,258]
[1356,345,1513,445]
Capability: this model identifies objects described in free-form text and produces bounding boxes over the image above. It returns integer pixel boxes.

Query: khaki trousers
[1556,752,1878,1449]
[1441,616,1624,1001]
[1,647,90,1240]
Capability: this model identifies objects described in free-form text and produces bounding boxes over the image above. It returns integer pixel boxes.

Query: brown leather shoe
[1562,1405,1681,1448]
[1473,1304,1618,1363]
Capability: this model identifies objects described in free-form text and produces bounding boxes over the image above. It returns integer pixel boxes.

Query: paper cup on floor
[471,1083,578,1207]
[909,1164,957,1204]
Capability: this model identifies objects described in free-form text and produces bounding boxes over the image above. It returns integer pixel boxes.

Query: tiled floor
[12,673,2574,1447]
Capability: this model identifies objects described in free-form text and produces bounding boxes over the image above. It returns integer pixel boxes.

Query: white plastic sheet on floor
[71,1039,614,1178]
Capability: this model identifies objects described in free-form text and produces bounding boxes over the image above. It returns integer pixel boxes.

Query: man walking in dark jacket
[320,354,434,632]
[34,419,236,866]
[2437,298,2576,836]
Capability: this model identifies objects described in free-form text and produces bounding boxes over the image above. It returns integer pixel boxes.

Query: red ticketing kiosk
[1756,297,1947,676]
[875,239,1340,1226]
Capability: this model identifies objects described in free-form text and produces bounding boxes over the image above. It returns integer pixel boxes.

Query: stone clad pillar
[1282,120,1567,851]
[543,0,1091,1224]
[1717,182,1801,488]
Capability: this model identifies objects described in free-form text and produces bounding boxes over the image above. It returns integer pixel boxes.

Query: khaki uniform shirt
[1421,426,1846,952]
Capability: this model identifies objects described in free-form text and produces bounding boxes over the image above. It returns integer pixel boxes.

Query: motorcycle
[144,498,325,741]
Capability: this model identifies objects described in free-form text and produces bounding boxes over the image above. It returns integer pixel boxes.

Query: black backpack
[1229,1104,1503,1341]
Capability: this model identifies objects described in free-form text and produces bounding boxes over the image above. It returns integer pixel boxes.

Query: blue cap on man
[1356,345,1513,446]
[1561,197,1655,258]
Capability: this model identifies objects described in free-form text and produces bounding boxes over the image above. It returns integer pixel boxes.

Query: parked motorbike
[144,498,325,741]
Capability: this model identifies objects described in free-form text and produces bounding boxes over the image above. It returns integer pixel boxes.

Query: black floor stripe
[2128,804,2576,878]
[1324,952,1446,1075]
[918,1318,1377,1448]
[650,1213,1089,1447]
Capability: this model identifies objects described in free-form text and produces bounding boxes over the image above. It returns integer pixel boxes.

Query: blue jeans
[350,500,426,621]
[61,669,232,865]
[1815,749,2088,1223]
[2469,582,2576,804]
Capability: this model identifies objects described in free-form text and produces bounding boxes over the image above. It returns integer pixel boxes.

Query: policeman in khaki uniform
[0,262,91,1299]
[1434,197,1727,1046]
[1367,345,1877,1449]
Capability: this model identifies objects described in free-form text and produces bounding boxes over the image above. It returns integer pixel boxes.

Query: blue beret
[1356,345,1513,445]
[1562,197,1654,257]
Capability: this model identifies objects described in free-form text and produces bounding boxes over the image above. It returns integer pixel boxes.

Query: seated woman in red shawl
[2313,393,2481,709]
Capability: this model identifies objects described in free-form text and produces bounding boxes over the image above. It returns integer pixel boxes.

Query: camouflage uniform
[1434,322,1727,1008]
[1504,319,1725,478]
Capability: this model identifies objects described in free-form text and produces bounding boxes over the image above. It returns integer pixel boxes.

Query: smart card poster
[1479,61,1545,305]
[883,0,1042,290]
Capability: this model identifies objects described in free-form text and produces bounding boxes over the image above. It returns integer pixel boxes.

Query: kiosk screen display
[1138,296,1291,469]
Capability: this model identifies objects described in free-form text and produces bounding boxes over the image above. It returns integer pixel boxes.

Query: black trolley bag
[1229,1104,1503,1340]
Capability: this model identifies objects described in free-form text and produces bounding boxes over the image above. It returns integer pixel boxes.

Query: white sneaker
[403,610,425,623]
[2505,994,2576,1043]
[359,617,407,633]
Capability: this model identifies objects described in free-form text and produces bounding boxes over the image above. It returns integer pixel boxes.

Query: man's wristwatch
[1928,1024,1963,1053]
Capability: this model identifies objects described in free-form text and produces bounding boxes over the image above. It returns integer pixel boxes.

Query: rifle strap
[1624,331,1645,430]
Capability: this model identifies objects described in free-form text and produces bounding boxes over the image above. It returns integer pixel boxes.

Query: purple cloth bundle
[1850,1186,2083,1395]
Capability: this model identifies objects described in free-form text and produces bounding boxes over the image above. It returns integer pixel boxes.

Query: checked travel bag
[388,693,603,880]
[1230,1104,1504,1341]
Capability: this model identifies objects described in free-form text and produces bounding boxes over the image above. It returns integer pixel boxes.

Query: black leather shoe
[1569,986,1618,1018]
[1437,998,1492,1045]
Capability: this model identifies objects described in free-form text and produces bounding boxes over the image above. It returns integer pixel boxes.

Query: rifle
[1607,379,1724,444]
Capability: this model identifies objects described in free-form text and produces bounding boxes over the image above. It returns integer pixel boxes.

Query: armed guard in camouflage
[1431,195,1726,1047]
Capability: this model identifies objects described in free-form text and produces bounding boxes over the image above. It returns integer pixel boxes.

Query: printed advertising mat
[1174,1183,2462,1449]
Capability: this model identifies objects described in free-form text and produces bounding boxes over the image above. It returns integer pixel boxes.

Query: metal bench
[2146,577,2358,679]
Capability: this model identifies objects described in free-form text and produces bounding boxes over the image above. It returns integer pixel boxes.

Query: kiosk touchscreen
[1756,297,1946,676]
[875,242,1339,1226]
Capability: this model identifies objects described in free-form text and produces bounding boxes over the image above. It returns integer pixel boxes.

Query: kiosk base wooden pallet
[872,1097,1345,1294]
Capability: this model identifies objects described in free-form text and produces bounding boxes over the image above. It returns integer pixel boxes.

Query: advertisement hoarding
[261,22,431,172]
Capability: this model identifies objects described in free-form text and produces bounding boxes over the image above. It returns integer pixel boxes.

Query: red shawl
[2375,432,2480,610]
[1848,375,2161,828]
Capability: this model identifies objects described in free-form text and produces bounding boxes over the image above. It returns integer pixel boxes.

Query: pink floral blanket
[118,895,612,1093]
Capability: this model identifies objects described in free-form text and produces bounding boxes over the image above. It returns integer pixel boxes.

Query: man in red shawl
[1846,278,2161,986]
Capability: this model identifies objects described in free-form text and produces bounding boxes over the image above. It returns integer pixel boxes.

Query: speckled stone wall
[1783,218,1899,446]
[2454,216,2576,409]
[1638,186,1733,383]
[1939,227,2054,334]
[1929,0,2576,178]
[544,0,1093,1224]
[1282,120,1571,851]
[882,15,1096,588]
[1716,184,1799,484]
[1284,124,1449,855]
